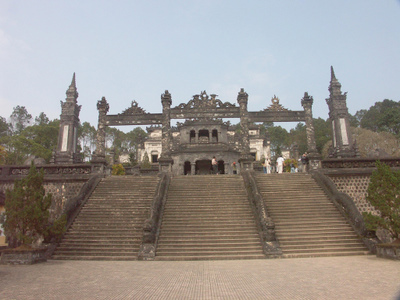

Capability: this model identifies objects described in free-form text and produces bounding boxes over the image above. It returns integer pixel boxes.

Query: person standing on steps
[301,153,309,173]
[232,161,237,174]
[276,155,285,174]
[266,157,271,174]
[212,156,218,174]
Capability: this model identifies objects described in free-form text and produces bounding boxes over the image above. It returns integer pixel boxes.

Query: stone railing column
[237,88,253,170]
[301,92,320,170]
[92,97,109,164]
[158,90,173,172]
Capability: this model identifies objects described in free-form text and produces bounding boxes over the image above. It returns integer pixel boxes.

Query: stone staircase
[254,173,370,258]
[156,175,265,260]
[52,176,159,260]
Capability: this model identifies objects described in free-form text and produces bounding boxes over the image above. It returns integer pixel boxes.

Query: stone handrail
[322,157,400,169]
[45,174,103,258]
[310,170,378,253]
[0,164,105,180]
[138,172,170,260]
[241,171,281,257]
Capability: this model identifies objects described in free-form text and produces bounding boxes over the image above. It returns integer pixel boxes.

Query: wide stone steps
[156,175,264,261]
[52,176,159,261]
[254,173,369,258]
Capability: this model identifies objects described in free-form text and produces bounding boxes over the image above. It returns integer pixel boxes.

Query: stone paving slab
[0,256,399,299]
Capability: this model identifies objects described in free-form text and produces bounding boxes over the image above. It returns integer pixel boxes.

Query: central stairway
[156,175,265,260]
[254,173,369,258]
[53,176,159,260]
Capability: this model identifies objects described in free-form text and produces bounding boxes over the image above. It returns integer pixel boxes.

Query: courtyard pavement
[0,255,399,300]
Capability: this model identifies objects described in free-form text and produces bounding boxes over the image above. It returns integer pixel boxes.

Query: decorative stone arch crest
[264,95,288,111]
[174,91,236,110]
[121,100,147,115]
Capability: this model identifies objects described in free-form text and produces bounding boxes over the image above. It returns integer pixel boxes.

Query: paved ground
[0,256,399,300]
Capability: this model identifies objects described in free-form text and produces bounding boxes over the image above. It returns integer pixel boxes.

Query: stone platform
[0,256,399,299]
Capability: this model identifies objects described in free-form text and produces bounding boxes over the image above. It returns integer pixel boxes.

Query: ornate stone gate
[91,88,320,173]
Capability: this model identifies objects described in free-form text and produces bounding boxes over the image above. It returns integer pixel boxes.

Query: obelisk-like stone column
[158,90,173,172]
[92,97,109,164]
[237,88,253,171]
[301,92,320,170]
[326,66,359,158]
[54,73,82,164]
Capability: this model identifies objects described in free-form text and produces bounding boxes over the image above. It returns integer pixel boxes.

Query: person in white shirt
[276,156,285,174]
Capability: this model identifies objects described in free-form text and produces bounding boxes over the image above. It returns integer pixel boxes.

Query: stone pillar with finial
[237,88,254,171]
[301,92,321,170]
[326,66,359,158]
[54,73,82,164]
[91,97,109,165]
[158,90,173,172]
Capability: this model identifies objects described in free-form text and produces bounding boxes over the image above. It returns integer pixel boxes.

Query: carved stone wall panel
[0,181,85,221]
[329,175,378,215]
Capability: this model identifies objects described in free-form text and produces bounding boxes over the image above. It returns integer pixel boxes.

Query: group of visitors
[211,152,309,175]
[212,156,238,175]
[261,152,309,174]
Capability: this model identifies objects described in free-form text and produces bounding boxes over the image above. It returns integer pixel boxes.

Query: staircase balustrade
[138,172,171,260]
[311,170,378,253]
[241,171,282,257]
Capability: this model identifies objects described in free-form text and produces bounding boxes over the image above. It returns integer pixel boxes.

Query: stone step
[155,249,264,256]
[154,254,266,261]
[51,256,139,261]
[53,175,160,261]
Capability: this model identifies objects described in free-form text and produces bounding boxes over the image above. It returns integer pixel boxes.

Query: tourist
[262,159,267,173]
[290,162,295,173]
[212,156,218,174]
[232,162,237,174]
[276,155,284,174]
[266,157,271,174]
[301,153,309,173]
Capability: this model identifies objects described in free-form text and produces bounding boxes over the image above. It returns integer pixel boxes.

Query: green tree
[78,122,97,161]
[0,116,9,137]
[313,118,331,154]
[2,163,65,246]
[289,123,307,155]
[362,161,400,242]
[10,106,32,134]
[35,112,50,125]
[265,125,290,158]
[359,100,400,137]
[0,145,7,164]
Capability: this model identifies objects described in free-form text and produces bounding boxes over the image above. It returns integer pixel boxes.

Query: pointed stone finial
[71,72,76,87]
[330,66,336,81]
[66,72,78,102]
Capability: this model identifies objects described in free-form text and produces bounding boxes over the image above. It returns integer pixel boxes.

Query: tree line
[0,99,399,165]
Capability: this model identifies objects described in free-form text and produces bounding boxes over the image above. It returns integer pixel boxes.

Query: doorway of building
[196,160,211,175]
[184,161,191,175]
[218,160,225,174]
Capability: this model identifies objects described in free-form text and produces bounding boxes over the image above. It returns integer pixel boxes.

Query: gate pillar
[92,97,109,164]
[301,92,320,169]
[158,90,173,172]
[237,88,254,170]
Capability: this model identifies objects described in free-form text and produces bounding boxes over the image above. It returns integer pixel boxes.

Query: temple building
[138,117,270,175]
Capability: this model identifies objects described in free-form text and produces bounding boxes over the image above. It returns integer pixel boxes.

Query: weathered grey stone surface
[0,257,399,299]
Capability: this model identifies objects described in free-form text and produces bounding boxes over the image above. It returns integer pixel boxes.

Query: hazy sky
[1,1,399,130]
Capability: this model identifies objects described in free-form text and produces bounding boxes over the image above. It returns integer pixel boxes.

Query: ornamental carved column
[91,97,109,164]
[301,92,321,170]
[158,90,173,172]
[237,88,253,171]
[54,73,82,164]
[326,66,359,158]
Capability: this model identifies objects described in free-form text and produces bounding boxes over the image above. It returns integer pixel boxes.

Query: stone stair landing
[156,175,265,260]
[52,176,159,261]
[254,173,370,258]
